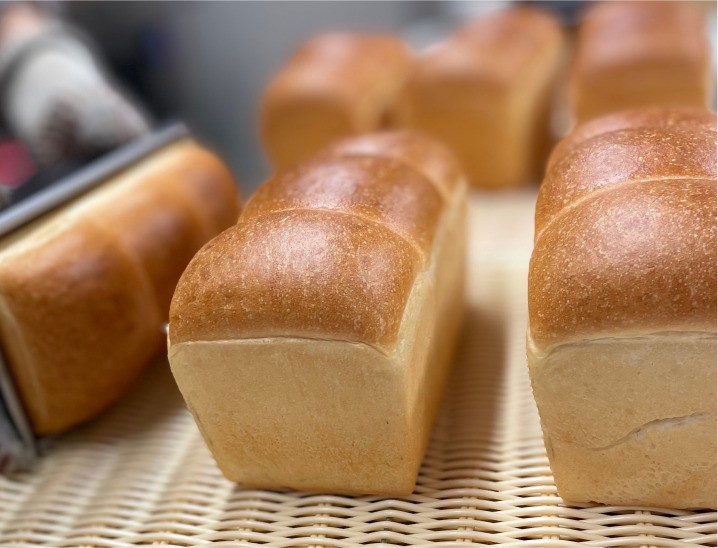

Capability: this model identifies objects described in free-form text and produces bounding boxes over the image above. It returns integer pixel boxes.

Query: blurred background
[0,1,716,193]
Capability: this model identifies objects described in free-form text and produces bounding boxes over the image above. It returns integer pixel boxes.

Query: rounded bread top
[531,108,717,347]
[243,155,443,261]
[530,178,716,346]
[262,33,412,111]
[170,131,461,351]
[406,8,563,93]
[320,130,464,201]
[547,107,717,170]
[573,1,709,81]
[537,125,716,236]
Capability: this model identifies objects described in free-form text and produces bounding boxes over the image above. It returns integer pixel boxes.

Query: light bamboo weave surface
[0,192,715,547]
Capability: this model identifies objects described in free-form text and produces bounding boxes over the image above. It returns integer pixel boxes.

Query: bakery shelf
[0,192,714,547]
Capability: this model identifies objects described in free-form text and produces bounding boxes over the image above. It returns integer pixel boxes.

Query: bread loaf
[397,8,563,188]
[261,33,412,171]
[169,131,467,495]
[571,1,712,123]
[528,109,716,508]
[0,139,240,434]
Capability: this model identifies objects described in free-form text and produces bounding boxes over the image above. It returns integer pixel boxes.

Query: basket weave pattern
[0,193,715,546]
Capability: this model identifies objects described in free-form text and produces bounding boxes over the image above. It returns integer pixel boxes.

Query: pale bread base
[527,333,716,508]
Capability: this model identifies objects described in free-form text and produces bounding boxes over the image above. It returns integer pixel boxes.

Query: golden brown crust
[450,8,564,87]
[319,130,464,201]
[404,8,561,94]
[397,8,563,188]
[571,2,711,122]
[529,178,716,346]
[537,126,717,234]
[576,1,709,75]
[86,142,241,313]
[243,156,442,258]
[170,209,421,351]
[89,185,205,315]
[261,33,412,169]
[274,33,410,94]
[168,145,242,236]
[547,107,717,171]
[0,218,163,435]
[0,140,241,434]
[170,131,465,353]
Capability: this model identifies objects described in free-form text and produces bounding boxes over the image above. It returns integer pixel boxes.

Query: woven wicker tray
[0,192,715,547]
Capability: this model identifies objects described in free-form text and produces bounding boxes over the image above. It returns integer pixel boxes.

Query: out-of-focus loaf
[571,1,712,123]
[261,33,412,171]
[0,139,240,435]
[169,131,467,495]
[528,109,716,508]
[397,8,563,188]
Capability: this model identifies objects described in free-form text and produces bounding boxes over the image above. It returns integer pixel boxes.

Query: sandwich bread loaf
[571,1,712,123]
[261,33,412,171]
[169,131,467,495]
[0,139,240,434]
[397,8,564,187]
[528,108,716,508]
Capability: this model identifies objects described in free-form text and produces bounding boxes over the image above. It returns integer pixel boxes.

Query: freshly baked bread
[0,139,240,435]
[397,8,563,188]
[528,109,717,508]
[571,1,712,123]
[261,33,412,171]
[169,131,467,495]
